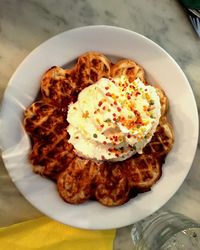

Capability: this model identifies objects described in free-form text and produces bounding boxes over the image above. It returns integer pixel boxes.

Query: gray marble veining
[0,0,200,249]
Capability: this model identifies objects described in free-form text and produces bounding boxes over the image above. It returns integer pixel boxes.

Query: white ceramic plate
[0,26,198,230]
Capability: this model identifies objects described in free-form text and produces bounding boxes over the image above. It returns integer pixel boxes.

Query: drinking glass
[131,210,200,249]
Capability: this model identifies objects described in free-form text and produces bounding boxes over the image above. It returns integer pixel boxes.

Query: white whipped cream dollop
[67,76,161,161]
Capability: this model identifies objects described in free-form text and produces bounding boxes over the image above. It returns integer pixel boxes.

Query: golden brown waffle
[121,154,163,192]
[94,164,130,206]
[57,157,101,204]
[156,87,169,117]
[24,101,62,139]
[24,51,174,207]
[30,135,75,180]
[24,100,75,180]
[143,116,174,157]
[41,66,77,106]
[111,59,145,83]
[75,52,111,90]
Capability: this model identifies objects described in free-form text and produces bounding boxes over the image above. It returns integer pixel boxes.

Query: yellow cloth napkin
[0,216,116,250]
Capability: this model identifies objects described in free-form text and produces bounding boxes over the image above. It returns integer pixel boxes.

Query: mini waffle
[57,157,101,204]
[24,100,75,180]
[121,154,163,192]
[24,101,62,139]
[41,66,77,106]
[143,116,174,157]
[94,164,130,206]
[156,87,169,117]
[111,59,145,83]
[75,52,111,90]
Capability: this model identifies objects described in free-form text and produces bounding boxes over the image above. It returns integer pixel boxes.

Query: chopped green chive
[93,133,98,138]
[105,118,111,123]
[149,100,154,105]
[132,145,136,150]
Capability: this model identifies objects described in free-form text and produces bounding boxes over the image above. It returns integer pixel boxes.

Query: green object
[180,0,200,9]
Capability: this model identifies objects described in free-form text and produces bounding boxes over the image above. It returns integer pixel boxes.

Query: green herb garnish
[131,145,136,150]
[93,133,98,138]
[105,118,111,123]
[149,100,154,105]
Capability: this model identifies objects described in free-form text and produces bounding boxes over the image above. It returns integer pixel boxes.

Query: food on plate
[111,59,145,83]
[24,51,174,206]
[67,76,161,161]
[24,100,75,180]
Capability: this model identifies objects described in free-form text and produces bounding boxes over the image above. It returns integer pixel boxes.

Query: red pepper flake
[102,106,106,110]
[127,95,131,100]
[114,136,118,142]
[115,153,120,157]
[108,148,112,152]
[111,103,113,106]
[106,92,111,97]
[98,101,103,107]
[103,141,107,145]
[113,117,116,121]
[113,113,116,117]
[127,134,131,138]
[105,86,109,90]
[100,124,104,128]
[117,107,121,112]
[114,101,117,105]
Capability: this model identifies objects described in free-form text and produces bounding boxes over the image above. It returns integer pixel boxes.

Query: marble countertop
[0,0,199,249]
